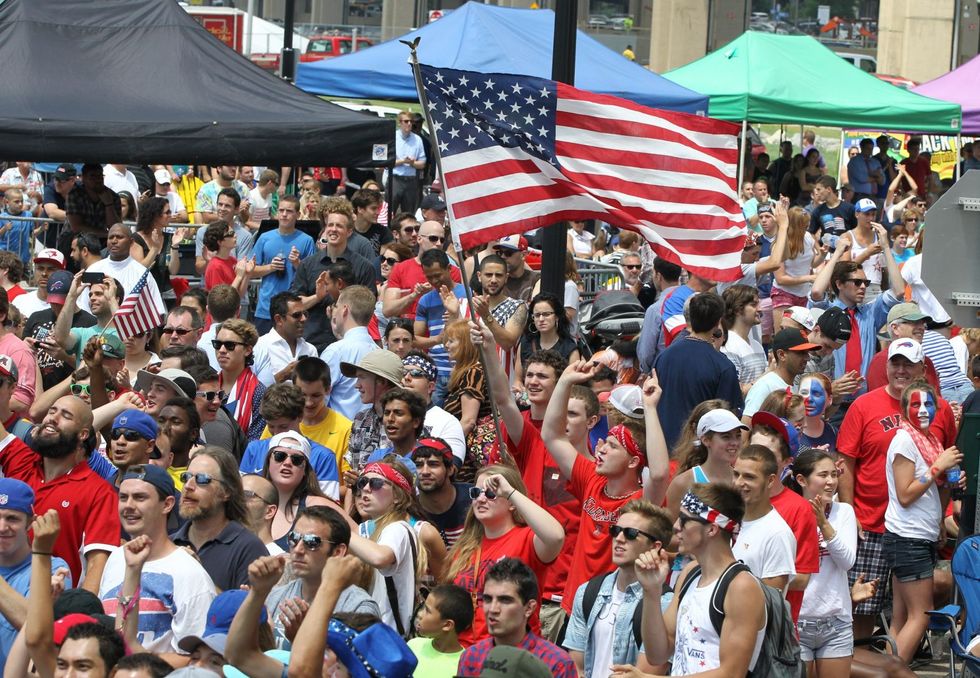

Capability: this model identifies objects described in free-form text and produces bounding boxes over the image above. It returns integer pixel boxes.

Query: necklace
[603,484,639,500]
[685,334,713,344]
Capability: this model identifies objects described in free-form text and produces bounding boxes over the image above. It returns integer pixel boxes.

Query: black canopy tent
[0,0,393,166]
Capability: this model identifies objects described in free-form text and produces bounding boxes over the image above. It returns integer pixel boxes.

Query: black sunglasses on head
[609,525,658,541]
[272,450,307,467]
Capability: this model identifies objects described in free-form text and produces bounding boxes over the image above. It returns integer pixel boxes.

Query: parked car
[587,14,609,28]
[251,34,374,72]
[835,51,877,73]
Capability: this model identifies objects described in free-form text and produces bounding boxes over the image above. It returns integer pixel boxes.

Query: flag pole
[402,39,511,465]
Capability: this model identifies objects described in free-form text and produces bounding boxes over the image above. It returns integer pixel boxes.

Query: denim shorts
[882,531,938,583]
[797,616,854,660]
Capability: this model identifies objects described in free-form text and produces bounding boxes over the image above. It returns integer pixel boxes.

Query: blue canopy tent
[296,1,708,113]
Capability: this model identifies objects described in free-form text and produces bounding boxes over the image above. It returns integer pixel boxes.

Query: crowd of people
[0,134,977,678]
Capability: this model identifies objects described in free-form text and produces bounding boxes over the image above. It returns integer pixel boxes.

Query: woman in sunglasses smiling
[261,431,335,552]
[376,243,413,337]
[443,464,564,646]
[213,318,266,440]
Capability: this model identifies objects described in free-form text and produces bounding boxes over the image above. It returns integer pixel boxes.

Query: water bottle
[821,233,839,250]
[947,465,963,498]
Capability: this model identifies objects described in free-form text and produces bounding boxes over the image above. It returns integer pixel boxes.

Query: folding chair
[928,534,980,677]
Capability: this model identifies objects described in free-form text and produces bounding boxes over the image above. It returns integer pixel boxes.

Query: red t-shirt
[386,258,462,318]
[453,525,548,647]
[562,453,642,613]
[204,256,237,291]
[771,487,820,624]
[865,351,940,392]
[836,386,957,533]
[901,156,931,198]
[505,412,581,603]
[0,435,120,583]
[6,284,25,301]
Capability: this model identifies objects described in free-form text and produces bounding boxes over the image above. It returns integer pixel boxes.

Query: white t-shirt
[850,231,884,285]
[570,230,595,257]
[98,546,216,654]
[12,291,49,319]
[102,166,140,203]
[733,508,797,587]
[564,279,580,337]
[950,335,971,375]
[249,187,273,222]
[78,257,166,316]
[722,332,767,385]
[799,501,857,621]
[423,405,466,464]
[743,372,791,418]
[159,191,186,218]
[589,584,623,677]
[772,232,815,297]
[885,429,942,541]
[900,254,951,324]
[360,520,418,633]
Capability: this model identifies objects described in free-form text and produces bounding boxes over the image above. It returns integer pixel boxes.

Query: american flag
[419,64,747,281]
[114,270,162,341]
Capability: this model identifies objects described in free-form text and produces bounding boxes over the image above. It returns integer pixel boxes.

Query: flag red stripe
[444,157,542,186]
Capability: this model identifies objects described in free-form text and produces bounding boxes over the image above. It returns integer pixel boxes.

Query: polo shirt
[170,519,268,592]
[0,435,119,584]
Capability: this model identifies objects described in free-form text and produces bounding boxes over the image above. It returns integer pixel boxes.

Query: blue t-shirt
[365,446,417,475]
[0,211,33,262]
[0,554,72,665]
[240,438,340,486]
[415,283,466,377]
[252,230,316,320]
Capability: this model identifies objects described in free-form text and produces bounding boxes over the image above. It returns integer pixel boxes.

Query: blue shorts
[883,531,937,583]
[797,616,854,660]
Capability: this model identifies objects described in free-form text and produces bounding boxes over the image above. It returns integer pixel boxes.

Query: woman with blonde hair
[346,459,445,636]
[442,320,494,483]
[772,206,819,331]
[444,464,564,646]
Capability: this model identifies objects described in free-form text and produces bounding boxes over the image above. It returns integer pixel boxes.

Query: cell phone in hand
[82,271,104,285]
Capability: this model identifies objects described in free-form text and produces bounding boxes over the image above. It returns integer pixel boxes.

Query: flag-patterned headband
[681,491,740,536]
[608,424,643,465]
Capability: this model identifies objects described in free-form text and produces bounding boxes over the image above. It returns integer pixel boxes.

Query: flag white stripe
[556,154,738,195]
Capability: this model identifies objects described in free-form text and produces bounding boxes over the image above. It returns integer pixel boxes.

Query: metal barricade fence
[574,257,625,304]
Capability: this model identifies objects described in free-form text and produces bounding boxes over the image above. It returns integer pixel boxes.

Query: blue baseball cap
[46,270,74,304]
[120,464,176,499]
[112,409,158,440]
[178,590,268,657]
[0,478,34,515]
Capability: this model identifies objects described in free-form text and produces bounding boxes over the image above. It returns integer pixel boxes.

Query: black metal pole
[281,0,296,81]
[540,0,576,298]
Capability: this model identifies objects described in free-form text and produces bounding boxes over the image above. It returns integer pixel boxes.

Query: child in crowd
[0,189,34,262]
[408,584,474,677]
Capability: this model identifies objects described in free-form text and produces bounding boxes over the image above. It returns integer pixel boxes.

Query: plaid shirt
[66,185,121,234]
[457,633,576,678]
[346,406,391,471]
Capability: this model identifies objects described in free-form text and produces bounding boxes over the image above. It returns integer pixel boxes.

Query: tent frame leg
[737,120,748,197]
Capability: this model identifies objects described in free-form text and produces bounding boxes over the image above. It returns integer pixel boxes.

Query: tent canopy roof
[296,1,708,114]
[665,32,961,133]
[911,54,980,135]
[0,0,392,166]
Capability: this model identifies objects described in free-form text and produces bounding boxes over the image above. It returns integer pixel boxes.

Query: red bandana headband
[362,462,413,496]
[681,491,740,536]
[608,424,644,466]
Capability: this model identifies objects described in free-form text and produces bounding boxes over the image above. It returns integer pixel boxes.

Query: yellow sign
[843,131,978,181]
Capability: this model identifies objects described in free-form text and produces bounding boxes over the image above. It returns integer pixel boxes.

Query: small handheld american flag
[113,270,162,341]
[418,63,747,281]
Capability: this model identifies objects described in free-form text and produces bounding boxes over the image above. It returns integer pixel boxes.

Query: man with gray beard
[0,395,119,592]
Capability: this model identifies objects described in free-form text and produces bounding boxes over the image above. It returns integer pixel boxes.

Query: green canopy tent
[665,32,962,187]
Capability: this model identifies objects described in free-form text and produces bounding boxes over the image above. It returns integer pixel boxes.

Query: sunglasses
[426,235,445,244]
[609,525,658,541]
[468,486,499,501]
[69,384,93,396]
[354,476,390,493]
[111,429,146,442]
[677,514,711,528]
[179,471,223,486]
[288,311,308,320]
[405,368,431,380]
[222,232,235,239]
[161,327,193,336]
[623,264,642,271]
[401,226,418,234]
[493,248,517,256]
[272,450,307,467]
[195,390,228,403]
[212,339,246,351]
[380,256,399,266]
[287,531,332,551]
[243,489,275,505]
[843,278,870,287]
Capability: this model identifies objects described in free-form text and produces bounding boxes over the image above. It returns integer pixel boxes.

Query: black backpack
[581,570,671,648]
[676,562,804,678]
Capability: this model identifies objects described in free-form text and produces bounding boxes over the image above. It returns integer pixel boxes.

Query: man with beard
[155,397,201,490]
[0,395,119,592]
[241,474,281,555]
[65,163,121,240]
[383,220,462,321]
[413,438,472,549]
[69,233,103,272]
[253,292,318,387]
[76,223,165,316]
[170,447,267,591]
[98,464,215,658]
[471,255,526,383]
[12,248,66,319]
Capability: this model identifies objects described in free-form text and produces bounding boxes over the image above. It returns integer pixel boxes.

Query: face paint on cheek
[801,380,827,416]
[908,390,936,430]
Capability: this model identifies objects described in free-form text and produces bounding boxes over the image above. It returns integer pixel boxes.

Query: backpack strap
[581,570,612,623]
[383,522,418,637]
[707,561,751,636]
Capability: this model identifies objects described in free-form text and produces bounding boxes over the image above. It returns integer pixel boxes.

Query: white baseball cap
[606,385,644,420]
[696,409,748,438]
[855,198,877,213]
[153,169,172,185]
[888,338,924,364]
[268,431,311,458]
[783,306,816,332]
